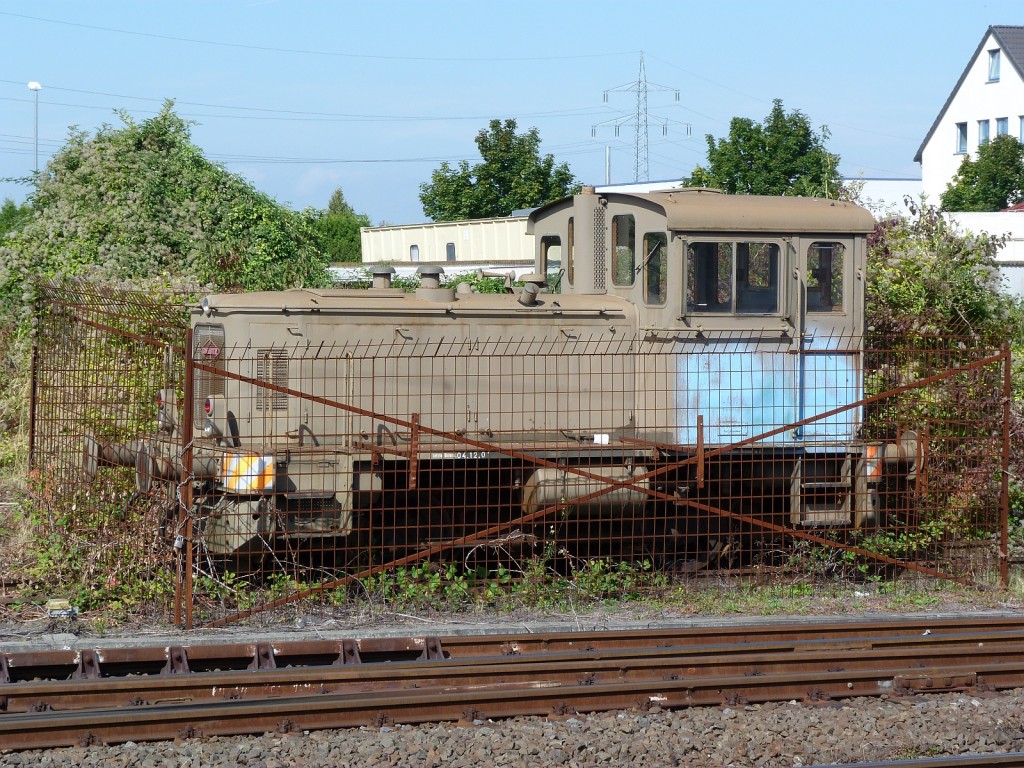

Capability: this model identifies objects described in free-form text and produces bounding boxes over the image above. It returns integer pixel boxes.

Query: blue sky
[2,1,1022,224]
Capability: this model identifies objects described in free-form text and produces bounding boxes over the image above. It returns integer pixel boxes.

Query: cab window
[807,242,844,312]
[540,235,561,275]
[687,240,780,314]
[611,214,635,286]
[643,232,668,305]
[566,217,574,286]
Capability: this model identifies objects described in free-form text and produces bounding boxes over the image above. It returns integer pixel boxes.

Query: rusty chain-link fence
[28,279,1014,627]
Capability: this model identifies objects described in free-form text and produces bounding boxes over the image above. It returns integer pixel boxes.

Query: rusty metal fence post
[181,327,195,629]
[1001,341,1012,589]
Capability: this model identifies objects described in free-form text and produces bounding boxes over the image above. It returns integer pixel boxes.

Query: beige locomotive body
[89,189,917,568]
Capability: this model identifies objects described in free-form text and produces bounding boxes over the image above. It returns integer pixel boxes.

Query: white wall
[360,216,530,265]
[947,211,1024,297]
[919,31,1024,203]
[850,178,922,215]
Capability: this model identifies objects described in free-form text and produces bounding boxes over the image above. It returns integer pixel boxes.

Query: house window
[988,49,1001,82]
[410,244,420,262]
[1020,116,1024,142]
[978,120,990,146]
[611,214,635,287]
[956,123,967,153]
[997,117,1009,137]
[445,242,456,262]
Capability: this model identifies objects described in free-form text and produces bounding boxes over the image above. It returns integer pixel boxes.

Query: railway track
[3,616,1024,750]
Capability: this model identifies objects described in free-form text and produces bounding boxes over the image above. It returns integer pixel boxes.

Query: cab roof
[530,189,876,234]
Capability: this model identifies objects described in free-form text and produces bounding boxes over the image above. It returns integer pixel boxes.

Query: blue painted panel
[674,338,862,447]
[797,351,860,440]
[676,343,797,445]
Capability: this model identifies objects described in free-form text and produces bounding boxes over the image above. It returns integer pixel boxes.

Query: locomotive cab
[528,188,902,544]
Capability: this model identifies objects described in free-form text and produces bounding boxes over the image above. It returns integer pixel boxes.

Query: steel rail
[2,655,1024,751]
[3,633,1024,715]
[6,615,1024,681]
[805,755,1024,768]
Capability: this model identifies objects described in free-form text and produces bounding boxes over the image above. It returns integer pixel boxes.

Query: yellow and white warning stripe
[221,453,275,493]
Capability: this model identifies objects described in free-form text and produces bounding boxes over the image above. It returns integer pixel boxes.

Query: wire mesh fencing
[29,278,193,621]
[28,280,1013,627]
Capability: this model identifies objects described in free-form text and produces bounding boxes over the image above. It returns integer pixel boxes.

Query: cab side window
[643,232,668,305]
[566,217,575,286]
[611,214,635,286]
[540,235,561,275]
[806,243,844,312]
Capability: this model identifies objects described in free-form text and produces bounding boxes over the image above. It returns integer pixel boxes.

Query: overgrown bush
[0,102,331,319]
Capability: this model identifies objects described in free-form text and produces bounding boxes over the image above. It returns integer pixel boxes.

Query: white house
[915,25,1024,204]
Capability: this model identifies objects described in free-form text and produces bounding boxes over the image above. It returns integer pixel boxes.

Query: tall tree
[310,188,371,263]
[940,134,1024,212]
[0,101,331,313]
[683,99,841,197]
[419,119,580,221]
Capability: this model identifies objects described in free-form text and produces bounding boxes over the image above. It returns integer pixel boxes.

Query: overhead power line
[593,53,690,182]
[0,11,636,63]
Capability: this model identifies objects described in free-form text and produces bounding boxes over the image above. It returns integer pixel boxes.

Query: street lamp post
[27,81,42,176]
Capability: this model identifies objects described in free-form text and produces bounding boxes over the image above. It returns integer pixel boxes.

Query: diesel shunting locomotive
[86,188,918,570]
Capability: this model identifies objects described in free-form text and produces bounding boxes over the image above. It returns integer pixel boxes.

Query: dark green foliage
[0,102,331,318]
[683,99,842,197]
[867,198,1021,343]
[309,188,372,263]
[419,119,580,221]
[940,135,1024,212]
[0,198,31,239]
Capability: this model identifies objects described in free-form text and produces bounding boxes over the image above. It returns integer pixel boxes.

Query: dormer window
[988,49,1001,82]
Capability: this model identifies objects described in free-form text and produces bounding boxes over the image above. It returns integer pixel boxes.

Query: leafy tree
[683,99,842,197]
[419,119,580,221]
[310,188,371,263]
[940,134,1024,212]
[0,199,31,239]
[0,101,331,315]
